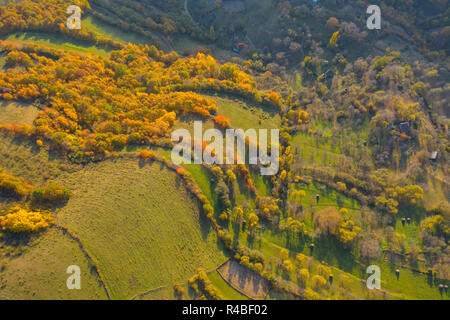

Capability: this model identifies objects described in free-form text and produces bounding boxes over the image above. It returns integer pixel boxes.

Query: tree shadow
[313,235,357,273]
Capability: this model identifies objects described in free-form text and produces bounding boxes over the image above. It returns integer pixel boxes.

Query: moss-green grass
[0,101,39,125]
[82,16,153,47]
[0,133,72,186]
[207,270,248,300]
[210,95,281,130]
[0,227,108,300]
[4,32,110,57]
[0,55,5,70]
[54,157,227,299]
[290,181,360,211]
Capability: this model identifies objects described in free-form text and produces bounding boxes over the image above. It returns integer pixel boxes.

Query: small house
[399,122,410,134]
[430,151,438,161]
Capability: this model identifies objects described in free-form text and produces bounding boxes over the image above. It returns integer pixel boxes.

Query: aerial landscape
[0,0,448,302]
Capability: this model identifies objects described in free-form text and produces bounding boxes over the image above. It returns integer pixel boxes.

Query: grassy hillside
[0,134,72,186]
[4,32,110,57]
[0,227,108,300]
[0,0,447,301]
[54,157,228,299]
[211,95,281,130]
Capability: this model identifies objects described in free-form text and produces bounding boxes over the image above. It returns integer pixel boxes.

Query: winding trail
[184,0,199,26]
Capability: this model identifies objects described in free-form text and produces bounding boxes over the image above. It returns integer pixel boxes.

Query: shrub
[297,268,309,287]
[295,253,307,267]
[329,31,339,48]
[311,275,327,290]
[317,264,332,278]
[0,207,53,233]
[32,183,71,204]
[304,288,320,300]
[214,115,231,129]
[139,149,157,161]
[326,17,339,31]
[173,284,184,297]
[0,170,32,198]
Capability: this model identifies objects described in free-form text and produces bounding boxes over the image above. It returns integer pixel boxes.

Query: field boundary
[216,259,270,300]
[215,259,256,300]
[129,264,225,300]
[53,224,112,300]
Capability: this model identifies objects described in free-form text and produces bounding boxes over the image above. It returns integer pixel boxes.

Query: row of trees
[0,0,122,50]
[0,168,71,205]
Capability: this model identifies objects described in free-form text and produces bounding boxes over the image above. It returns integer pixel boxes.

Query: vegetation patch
[0,101,39,125]
[217,259,270,300]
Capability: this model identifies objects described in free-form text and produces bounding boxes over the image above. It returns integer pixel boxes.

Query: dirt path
[184,0,199,26]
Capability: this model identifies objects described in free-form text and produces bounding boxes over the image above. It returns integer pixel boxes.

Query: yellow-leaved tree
[0,207,53,233]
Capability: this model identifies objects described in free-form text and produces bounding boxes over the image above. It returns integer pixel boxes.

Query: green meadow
[0,227,108,300]
[4,32,110,57]
[54,158,227,299]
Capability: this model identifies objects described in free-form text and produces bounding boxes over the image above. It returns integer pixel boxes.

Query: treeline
[0,41,282,162]
[0,0,122,50]
[0,168,71,204]
[188,268,223,300]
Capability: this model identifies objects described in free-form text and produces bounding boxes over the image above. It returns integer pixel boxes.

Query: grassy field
[211,95,281,130]
[0,227,108,300]
[0,131,228,300]
[82,16,153,47]
[0,133,73,186]
[132,269,248,300]
[4,32,110,57]
[54,157,228,299]
[208,269,248,300]
[291,181,360,211]
[0,101,39,125]
[132,283,187,300]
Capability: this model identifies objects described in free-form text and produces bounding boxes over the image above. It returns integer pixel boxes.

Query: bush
[311,275,327,290]
[0,171,32,198]
[304,288,320,300]
[32,183,71,204]
[214,115,231,129]
[297,268,309,287]
[0,207,53,233]
[139,149,157,161]
[173,284,184,297]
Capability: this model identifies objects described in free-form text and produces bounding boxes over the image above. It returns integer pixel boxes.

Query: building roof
[399,122,410,133]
